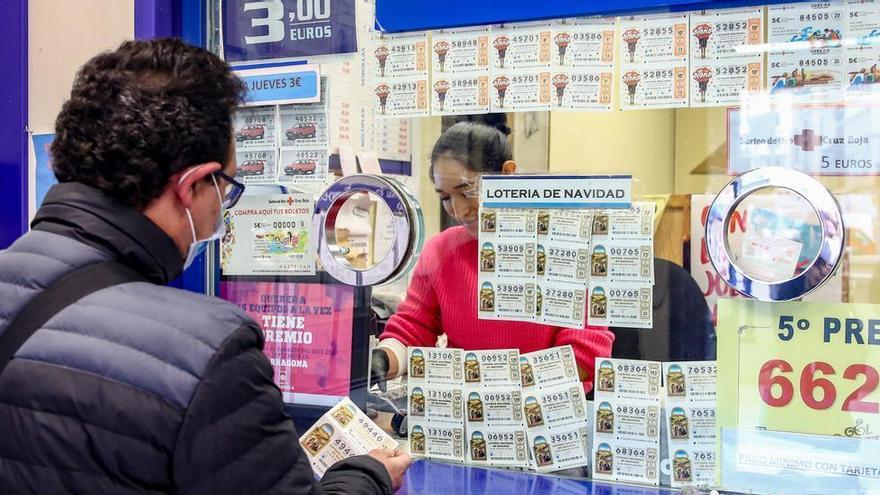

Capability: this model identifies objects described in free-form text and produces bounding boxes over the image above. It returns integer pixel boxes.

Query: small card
[590,203,655,241]
[588,281,653,329]
[529,423,592,473]
[463,349,521,387]
[664,361,718,401]
[465,387,524,427]
[409,420,465,463]
[520,345,579,390]
[668,445,717,488]
[593,397,661,442]
[594,358,662,399]
[665,403,716,445]
[408,384,463,423]
[523,383,589,430]
[592,438,660,486]
[407,347,464,386]
[466,426,531,468]
[588,239,653,283]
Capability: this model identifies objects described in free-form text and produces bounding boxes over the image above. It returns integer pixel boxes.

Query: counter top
[398,459,679,495]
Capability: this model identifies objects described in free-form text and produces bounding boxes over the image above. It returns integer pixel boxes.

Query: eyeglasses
[214,171,245,209]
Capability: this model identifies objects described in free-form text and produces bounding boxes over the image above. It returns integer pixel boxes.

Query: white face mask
[182,174,224,270]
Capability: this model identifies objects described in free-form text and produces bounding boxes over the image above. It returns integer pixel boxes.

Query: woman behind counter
[371,115,614,391]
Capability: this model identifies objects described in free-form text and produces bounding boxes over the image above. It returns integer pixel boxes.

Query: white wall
[28,0,134,216]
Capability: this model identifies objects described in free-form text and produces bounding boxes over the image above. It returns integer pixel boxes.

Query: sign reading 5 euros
[718,299,880,439]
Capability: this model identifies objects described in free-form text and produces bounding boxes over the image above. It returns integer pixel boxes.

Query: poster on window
[222,0,357,63]
[220,280,354,406]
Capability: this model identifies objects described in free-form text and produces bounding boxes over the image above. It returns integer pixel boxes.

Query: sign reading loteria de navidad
[480,175,632,209]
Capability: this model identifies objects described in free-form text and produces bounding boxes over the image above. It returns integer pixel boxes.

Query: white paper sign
[728,104,880,175]
[481,175,632,209]
[221,194,316,276]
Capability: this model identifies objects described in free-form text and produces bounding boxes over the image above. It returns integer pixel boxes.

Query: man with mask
[0,39,410,494]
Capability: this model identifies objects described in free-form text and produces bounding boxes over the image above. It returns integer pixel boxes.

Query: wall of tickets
[367,2,880,116]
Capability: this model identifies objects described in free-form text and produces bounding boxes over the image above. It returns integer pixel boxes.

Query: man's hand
[368,448,412,491]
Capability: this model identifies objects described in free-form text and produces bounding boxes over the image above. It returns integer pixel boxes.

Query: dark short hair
[431,114,512,174]
[51,38,245,209]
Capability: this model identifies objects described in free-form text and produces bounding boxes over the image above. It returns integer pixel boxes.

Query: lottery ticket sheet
[663,360,718,488]
[593,358,663,486]
[478,208,539,322]
[408,347,466,463]
[300,398,398,477]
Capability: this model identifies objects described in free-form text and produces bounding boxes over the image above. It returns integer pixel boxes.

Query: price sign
[718,299,880,439]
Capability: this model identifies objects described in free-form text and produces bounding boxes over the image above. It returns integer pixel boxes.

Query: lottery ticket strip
[477,203,655,330]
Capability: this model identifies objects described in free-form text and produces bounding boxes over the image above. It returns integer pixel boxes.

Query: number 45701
[759,360,878,413]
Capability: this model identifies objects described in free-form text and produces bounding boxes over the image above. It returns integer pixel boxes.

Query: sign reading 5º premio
[223,0,357,63]
[718,299,880,440]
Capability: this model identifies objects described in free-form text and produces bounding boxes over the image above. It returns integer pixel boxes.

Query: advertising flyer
[490,23,552,70]
[431,74,490,115]
[767,2,846,103]
[844,0,880,100]
[432,28,491,74]
[717,299,880,438]
[373,77,430,117]
[593,357,662,486]
[222,0,357,63]
[220,280,354,405]
[221,194,315,275]
[408,347,466,463]
[549,69,614,112]
[620,63,689,110]
[300,397,398,477]
[551,17,616,68]
[489,69,553,112]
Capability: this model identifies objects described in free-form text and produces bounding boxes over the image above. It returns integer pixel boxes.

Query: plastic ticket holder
[705,167,845,302]
[313,174,424,287]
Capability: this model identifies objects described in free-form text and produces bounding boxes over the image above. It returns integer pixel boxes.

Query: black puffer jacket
[0,183,392,494]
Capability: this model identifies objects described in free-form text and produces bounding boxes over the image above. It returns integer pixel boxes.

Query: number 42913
[759,360,878,413]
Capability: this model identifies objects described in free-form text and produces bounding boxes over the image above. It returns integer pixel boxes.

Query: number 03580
[758,360,878,414]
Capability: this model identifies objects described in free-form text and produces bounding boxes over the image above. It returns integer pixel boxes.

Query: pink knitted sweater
[380,226,615,391]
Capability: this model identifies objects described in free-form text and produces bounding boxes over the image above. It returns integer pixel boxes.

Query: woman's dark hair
[51,38,245,209]
[431,113,512,173]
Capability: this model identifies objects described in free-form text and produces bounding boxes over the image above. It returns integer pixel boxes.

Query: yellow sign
[718,299,880,439]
